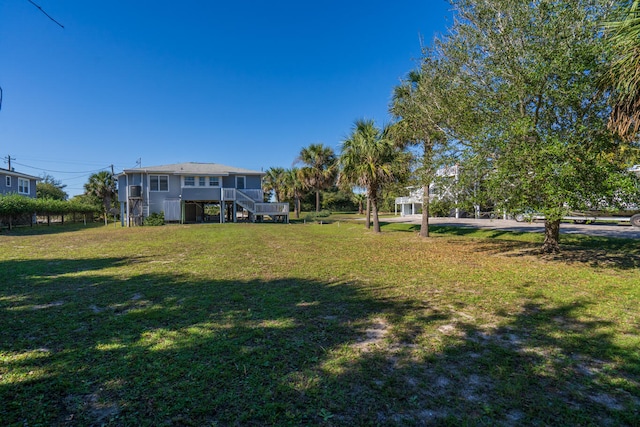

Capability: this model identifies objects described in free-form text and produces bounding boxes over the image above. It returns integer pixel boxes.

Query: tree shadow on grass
[2,257,639,425]
[313,300,640,425]
[382,223,640,270]
[1,222,106,236]
[0,257,420,425]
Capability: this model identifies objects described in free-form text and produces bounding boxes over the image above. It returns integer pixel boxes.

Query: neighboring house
[0,168,40,198]
[117,162,289,225]
[395,165,462,217]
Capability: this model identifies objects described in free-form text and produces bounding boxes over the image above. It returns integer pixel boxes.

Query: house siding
[181,187,222,201]
[117,162,280,224]
[0,170,38,198]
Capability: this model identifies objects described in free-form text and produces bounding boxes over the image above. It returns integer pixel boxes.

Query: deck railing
[234,190,256,212]
[395,196,422,204]
[255,203,289,214]
[223,188,289,220]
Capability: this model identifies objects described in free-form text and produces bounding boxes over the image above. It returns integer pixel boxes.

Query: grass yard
[1,221,639,426]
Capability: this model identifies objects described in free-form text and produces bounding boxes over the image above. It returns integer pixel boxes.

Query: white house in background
[0,167,40,198]
[117,162,288,226]
[394,165,461,217]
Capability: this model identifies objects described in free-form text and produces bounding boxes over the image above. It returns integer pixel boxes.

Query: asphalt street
[384,215,640,240]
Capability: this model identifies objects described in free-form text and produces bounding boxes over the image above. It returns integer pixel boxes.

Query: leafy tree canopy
[36,174,68,201]
[423,0,639,252]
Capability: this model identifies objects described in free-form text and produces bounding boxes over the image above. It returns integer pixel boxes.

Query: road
[384,215,640,240]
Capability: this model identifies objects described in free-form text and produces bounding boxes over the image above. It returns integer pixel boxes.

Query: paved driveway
[384,215,640,240]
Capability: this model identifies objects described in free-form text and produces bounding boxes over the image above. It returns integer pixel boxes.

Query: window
[184,176,195,186]
[150,175,169,192]
[199,177,206,187]
[18,178,29,195]
[236,176,245,190]
[209,176,219,187]
[5,176,10,187]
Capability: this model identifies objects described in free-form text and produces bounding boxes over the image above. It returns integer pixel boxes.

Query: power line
[12,160,110,175]
[26,0,64,29]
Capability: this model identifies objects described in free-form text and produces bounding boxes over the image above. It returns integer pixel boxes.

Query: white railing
[395,196,422,204]
[255,203,289,214]
[242,189,263,201]
[223,188,236,200]
[235,190,256,212]
[222,188,263,201]
[223,188,289,220]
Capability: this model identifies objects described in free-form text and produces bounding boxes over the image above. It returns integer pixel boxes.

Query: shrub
[144,212,165,226]
[304,210,331,222]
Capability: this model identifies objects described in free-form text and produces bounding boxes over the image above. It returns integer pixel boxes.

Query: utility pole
[5,155,15,170]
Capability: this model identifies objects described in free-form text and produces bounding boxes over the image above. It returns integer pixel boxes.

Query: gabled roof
[120,162,264,176]
[0,168,41,181]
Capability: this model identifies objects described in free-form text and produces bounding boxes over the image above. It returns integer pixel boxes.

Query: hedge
[0,194,99,229]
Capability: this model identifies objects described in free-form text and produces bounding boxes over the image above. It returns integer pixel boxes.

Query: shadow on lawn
[1,222,106,236]
[382,222,640,270]
[0,257,399,425]
[315,300,640,425]
[1,258,639,425]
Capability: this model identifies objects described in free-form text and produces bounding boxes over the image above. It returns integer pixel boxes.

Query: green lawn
[1,221,639,426]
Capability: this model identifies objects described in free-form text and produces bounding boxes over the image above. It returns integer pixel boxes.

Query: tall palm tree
[84,171,116,225]
[283,167,305,219]
[262,167,287,202]
[339,119,397,233]
[604,0,640,140]
[390,59,451,238]
[297,143,337,212]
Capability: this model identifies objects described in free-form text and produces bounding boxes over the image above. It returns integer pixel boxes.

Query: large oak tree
[433,0,638,253]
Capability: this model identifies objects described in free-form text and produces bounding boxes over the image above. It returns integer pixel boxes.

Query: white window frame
[209,176,220,187]
[184,176,195,187]
[5,176,10,187]
[149,175,169,192]
[18,178,29,195]
[198,176,206,187]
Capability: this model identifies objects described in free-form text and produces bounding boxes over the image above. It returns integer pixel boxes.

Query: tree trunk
[315,190,321,212]
[365,197,371,229]
[541,219,561,253]
[419,185,430,238]
[371,194,381,233]
[294,195,300,219]
[419,143,433,238]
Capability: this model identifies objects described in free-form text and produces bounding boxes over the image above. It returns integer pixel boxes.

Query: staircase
[230,189,289,223]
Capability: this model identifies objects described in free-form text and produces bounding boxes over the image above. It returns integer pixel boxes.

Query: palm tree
[604,0,640,140]
[283,167,305,219]
[352,192,366,215]
[297,143,337,212]
[390,59,451,238]
[262,167,287,202]
[84,171,116,225]
[338,119,397,233]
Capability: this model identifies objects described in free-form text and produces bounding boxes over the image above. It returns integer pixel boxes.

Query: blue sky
[1,1,452,196]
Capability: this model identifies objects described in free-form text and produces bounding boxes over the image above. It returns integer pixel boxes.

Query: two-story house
[117,162,288,225]
[0,168,39,198]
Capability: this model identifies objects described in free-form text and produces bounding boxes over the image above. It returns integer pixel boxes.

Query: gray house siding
[181,187,222,201]
[246,175,262,189]
[0,169,39,198]
[117,162,285,225]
